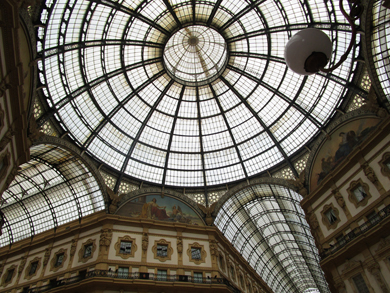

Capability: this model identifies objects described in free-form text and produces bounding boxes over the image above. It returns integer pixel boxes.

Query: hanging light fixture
[284,0,364,75]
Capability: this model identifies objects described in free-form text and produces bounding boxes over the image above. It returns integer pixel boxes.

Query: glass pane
[120,241,132,254]
[157,244,168,257]
[84,244,93,258]
[157,270,167,281]
[191,248,201,259]
[118,267,129,279]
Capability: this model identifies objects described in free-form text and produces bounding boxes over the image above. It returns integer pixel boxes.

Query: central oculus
[163,25,228,86]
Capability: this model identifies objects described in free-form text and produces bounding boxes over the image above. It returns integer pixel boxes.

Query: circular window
[163,25,228,86]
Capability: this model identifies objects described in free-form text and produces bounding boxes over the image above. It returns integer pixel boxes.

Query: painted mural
[116,195,204,226]
[310,117,380,190]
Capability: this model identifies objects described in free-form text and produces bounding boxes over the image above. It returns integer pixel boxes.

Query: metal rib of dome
[36,0,359,188]
[215,184,329,293]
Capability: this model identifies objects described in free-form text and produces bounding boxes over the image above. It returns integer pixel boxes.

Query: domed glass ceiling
[37,0,358,188]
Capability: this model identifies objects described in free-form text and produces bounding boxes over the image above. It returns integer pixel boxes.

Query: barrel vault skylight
[36,0,360,190]
[215,184,329,293]
[0,144,106,247]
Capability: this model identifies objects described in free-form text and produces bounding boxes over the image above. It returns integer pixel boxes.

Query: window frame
[24,257,41,281]
[78,239,97,263]
[321,203,340,230]
[49,248,67,272]
[114,235,137,259]
[187,242,207,265]
[347,179,371,208]
[152,239,173,262]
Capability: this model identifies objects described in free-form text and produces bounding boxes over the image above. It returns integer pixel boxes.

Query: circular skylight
[164,25,228,85]
[36,0,359,188]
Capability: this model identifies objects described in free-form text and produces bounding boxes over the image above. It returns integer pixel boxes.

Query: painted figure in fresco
[139,198,170,220]
[316,124,376,185]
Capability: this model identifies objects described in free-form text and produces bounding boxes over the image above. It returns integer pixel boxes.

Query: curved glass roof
[214,184,329,293]
[0,144,106,247]
[37,0,358,188]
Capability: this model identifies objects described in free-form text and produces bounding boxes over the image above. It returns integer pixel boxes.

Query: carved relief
[24,257,41,280]
[43,247,51,267]
[70,238,78,258]
[27,116,44,145]
[210,239,218,257]
[187,242,207,265]
[287,170,307,197]
[332,189,351,219]
[142,233,148,252]
[99,228,112,249]
[347,179,372,208]
[114,235,137,259]
[78,239,97,263]
[152,239,173,262]
[368,264,389,293]
[107,186,123,214]
[198,202,217,226]
[18,256,27,276]
[177,237,183,254]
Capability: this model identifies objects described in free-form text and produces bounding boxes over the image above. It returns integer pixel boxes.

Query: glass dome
[36,0,359,188]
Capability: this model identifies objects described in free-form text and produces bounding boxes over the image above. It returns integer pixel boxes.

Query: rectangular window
[157,244,168,257]
[83,244,93,258]
[191,248,201,260]
[352,274,370,293]
[55,254,64,267]
[157,269,167,281]
[120,241,132,254]
[325,209,337,224]
[194,272,203,283]
[118,267,129,279]
[353,185,367,202]
[29,262,38,275]
[5,269,14,282]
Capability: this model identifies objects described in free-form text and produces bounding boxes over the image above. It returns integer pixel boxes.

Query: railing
[320,205,390,259]
[23,271,241,293]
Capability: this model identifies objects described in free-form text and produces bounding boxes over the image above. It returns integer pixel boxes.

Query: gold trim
[1,264,17,287]
[152,239,173,262]
[321,203,340,230]
[187,242,207,265]
[114,235,137,259]
[49,248,67,272]
[78,239,97,263]
[24,257,41,281]
[347,178,372,208]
